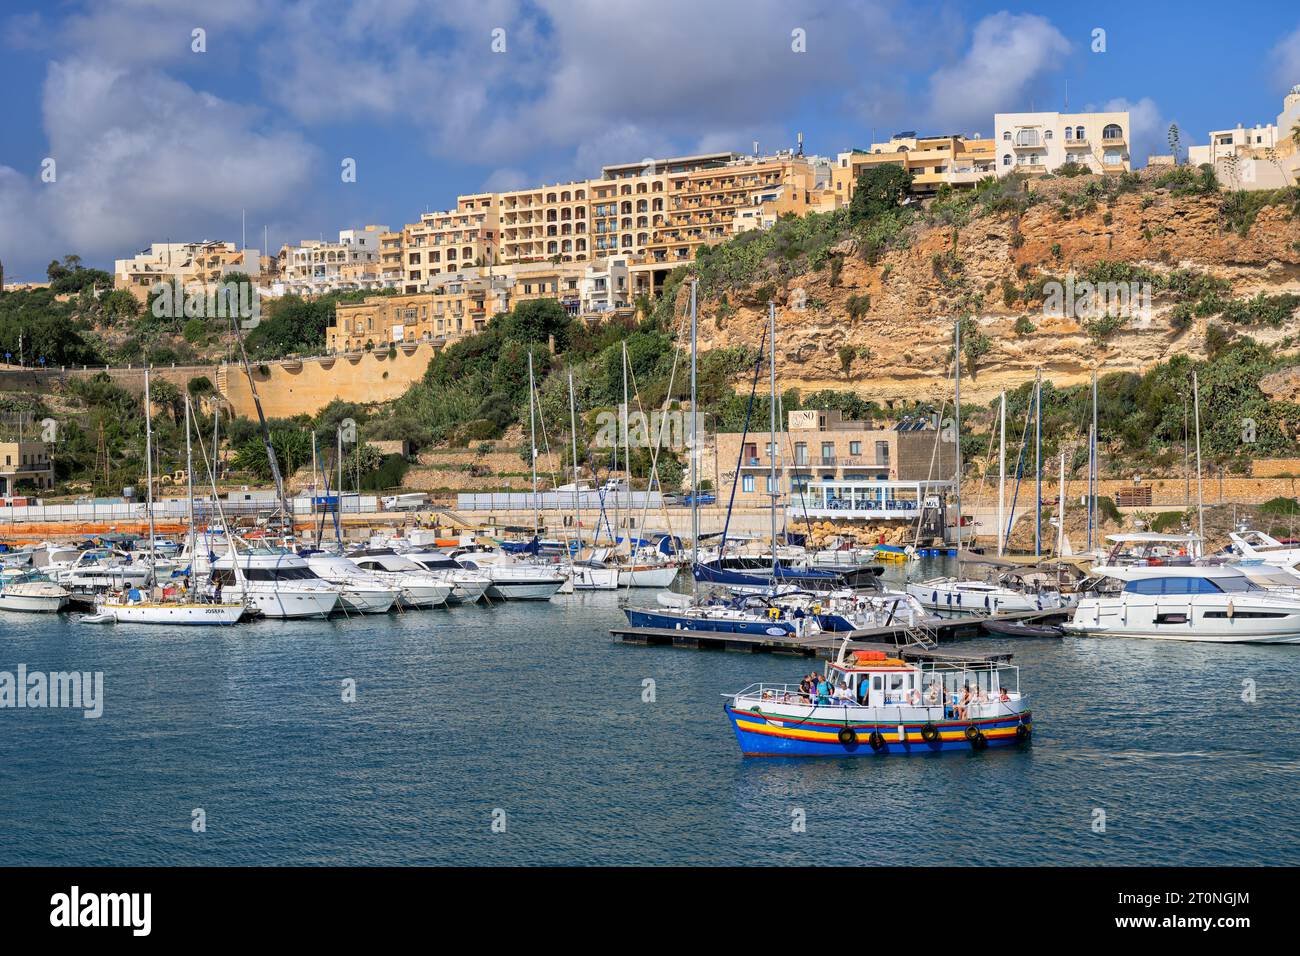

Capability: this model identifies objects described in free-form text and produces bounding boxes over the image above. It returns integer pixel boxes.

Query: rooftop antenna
[1063,78,1069,112]
[796,131,804,156]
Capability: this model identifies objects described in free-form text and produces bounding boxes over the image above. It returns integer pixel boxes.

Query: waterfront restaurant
[789,478,952,519]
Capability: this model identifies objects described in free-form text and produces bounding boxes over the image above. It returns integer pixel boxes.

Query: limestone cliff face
[681,180,1300,404]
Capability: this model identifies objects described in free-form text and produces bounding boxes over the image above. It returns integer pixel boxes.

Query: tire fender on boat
[966,724,987,749]
[838,725,858,747]
[921,723,940,743]
[1016,722,1031,741]
[867,730,886,752]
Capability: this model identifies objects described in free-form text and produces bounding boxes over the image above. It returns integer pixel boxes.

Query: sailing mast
[768,301,778,577]
[689,279,699,566]
[953,318,963,554]
[143,368,157,586]
[1057,451,1066,555]
[184,393,195,600]
[528,351,539,537]
[1034,369,1042,558]
[622,341,631,556]
[997,391,1006,557]
[1090,367,1098,551]
[1193,370,1205,546]
[568,368,581,560]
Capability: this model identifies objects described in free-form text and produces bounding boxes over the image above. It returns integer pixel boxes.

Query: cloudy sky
[2,0,1299,282]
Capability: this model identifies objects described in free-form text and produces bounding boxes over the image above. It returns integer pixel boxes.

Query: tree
[848,164,913,225]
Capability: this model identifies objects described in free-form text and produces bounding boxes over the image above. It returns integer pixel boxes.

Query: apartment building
[832,133,996,200]
[327,273,511,352]
[496,182,592,265]
[0,440,54,495]
[401,195,499,292]
[114,241,262,301]
[993,111,1131,176]
[1189,86,1300,189]
[709,409,956,509]
[275,225,391,296]
[643,153,822,267]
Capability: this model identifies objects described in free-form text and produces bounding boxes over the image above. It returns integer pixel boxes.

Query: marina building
[993,110,1131,176]
[707,409,957,513]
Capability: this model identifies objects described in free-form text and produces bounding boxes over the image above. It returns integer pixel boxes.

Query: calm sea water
[2,559,1298,866]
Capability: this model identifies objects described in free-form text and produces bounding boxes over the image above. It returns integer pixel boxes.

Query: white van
[381,493,428,512]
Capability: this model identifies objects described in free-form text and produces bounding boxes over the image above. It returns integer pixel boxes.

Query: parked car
[678,493,717,506]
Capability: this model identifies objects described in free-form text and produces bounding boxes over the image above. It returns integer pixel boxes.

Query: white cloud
[1,60,317,277]
[927,12,1071,130]
[1269,25,1300,91]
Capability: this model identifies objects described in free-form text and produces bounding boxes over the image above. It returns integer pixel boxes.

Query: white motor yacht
[390,550,490,604]
[301,552,401,614]
[1065,564,1300,643]
[207,547,341,619]
[444,546,566,601]
[0,569,69,613]
[345,550,454,608]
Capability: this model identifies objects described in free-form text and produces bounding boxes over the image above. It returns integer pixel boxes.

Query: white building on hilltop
[1190,85,1300,189]
[993,110,1131,176]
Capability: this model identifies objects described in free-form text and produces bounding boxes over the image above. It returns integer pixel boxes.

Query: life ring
[867,730,886,752]
[811,603,822,615]
[1016,722,1031,742]
[767,607,780,621]
[921,723,941,743]
[837,725,858,747]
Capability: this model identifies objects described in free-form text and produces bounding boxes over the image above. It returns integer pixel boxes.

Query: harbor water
[1,559,1298,866]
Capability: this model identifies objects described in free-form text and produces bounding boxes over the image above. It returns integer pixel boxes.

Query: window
[1102,123,1123,141]
[1076,126,1085,140]
[1044,130,1053,140]
[794,442,808,465]
[1002,131,1011,141]
[1002,154,1012,167]
[1064,127,1073,141]
[741,475,755,493]
[821,442,835,462]
[849,441,861,456]
[1103,150,1122,166]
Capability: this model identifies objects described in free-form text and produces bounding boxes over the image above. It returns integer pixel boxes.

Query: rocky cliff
[680,172,1300,404]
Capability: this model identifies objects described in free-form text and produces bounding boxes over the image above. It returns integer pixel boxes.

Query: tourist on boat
[815,676,832,705]
[998,686,1011,703]
[792,605,807,638]
[956,684,972,719]
[857,679,871,705]
[833,681,854,705]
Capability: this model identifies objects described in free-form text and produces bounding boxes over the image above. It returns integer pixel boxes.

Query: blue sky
[2,0,1299,282]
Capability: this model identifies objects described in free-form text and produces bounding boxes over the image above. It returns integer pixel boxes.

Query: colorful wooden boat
[723,648,1032,756]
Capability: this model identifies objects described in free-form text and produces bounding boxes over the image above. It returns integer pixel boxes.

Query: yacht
[1065,564,1300,643]
[52,547,154,590]
[1226,529,1300,570]
[389,550,490,604]
[907,571,1074,614]
[95,586,247,625]
[300,552,401,614]
[207,547,341,619]
[0,569,70,613]
[444,546,566,601]
[345,550,454,608]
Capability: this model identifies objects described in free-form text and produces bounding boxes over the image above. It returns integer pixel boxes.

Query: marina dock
[610,607,1068,660]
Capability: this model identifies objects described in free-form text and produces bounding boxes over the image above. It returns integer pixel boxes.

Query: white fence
[0,495,380,524]
[456,491,663,513]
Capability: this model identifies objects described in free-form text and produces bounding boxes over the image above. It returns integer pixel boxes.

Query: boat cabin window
[242,567,319,581]
[1123,576,1258,595]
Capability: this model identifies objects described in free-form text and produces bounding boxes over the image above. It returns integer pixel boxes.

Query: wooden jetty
[610,608,1068,661]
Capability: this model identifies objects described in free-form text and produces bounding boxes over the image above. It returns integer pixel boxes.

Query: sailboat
[95,377,247,625]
